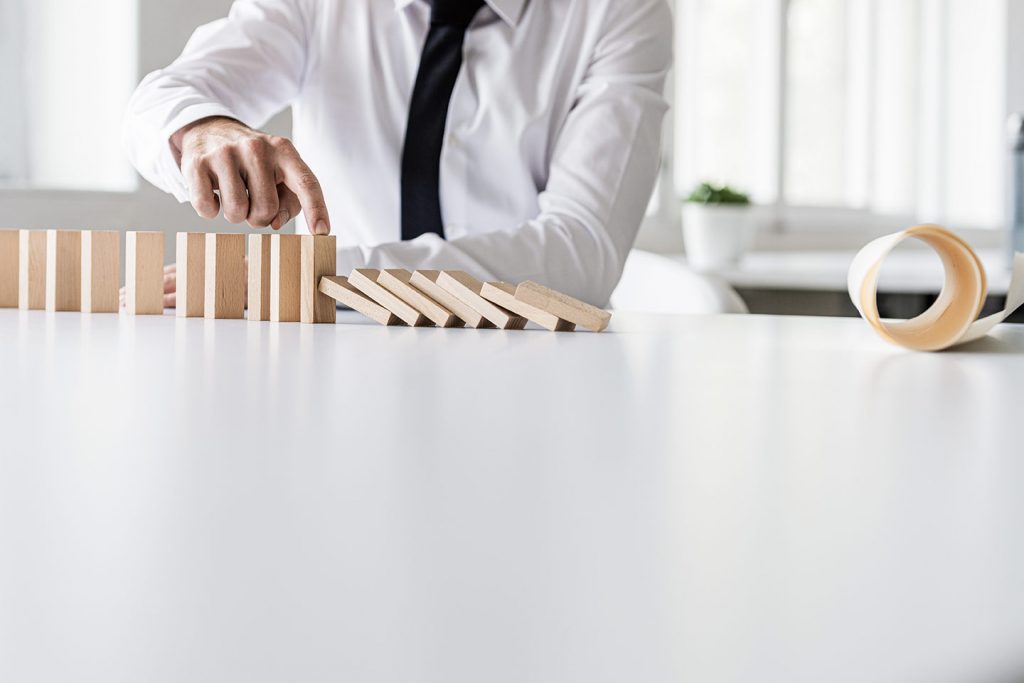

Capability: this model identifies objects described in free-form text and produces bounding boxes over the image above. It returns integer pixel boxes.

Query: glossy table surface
[1,309,1023,683]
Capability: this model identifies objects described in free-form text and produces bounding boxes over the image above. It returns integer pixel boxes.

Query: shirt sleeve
[334,0,673,307]
[121,0,312,202]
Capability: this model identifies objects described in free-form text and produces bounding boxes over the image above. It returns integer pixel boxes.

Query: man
[123,0,672,307]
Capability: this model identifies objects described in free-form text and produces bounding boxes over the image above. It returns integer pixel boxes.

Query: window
[674,0,1009,231]
[0,0,138,192]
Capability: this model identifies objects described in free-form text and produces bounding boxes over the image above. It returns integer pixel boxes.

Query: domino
[378,268,462,328]
[204,233,246,319]
[247,234,271,321]
[81,230,120,313]
[300,235,337,324]
[18,230,46,310]
[125,231,164,315]
[348,269,427,327]
[480,282,576,332]
[319,275,401,326]
[176,232,205,318]
[45,229,82,312]
[409,270,492,328]
[515,280,611,332]
[436,270,526,330]
[270,234,301,322]
[0,230,17,308]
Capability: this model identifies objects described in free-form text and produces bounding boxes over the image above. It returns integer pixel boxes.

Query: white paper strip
[848,224,1024,351]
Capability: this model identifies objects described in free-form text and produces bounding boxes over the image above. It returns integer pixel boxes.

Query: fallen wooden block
[204,233,245,319]
[319,275,401,326]
[300,235,336,324]
[175,232,205,318]
[409,270,489,328]
[81,230,120,313]
[45,230,82,312]
[18,230,46,310]
[436,270,526,330]
[247,234,271,321]
[349,269,427,327]
[0,230,17,308]
[378,268,462,328]
[125,231,164,315]
[515,280,611,332]
[480,282,576,332]
[270,234,301,322]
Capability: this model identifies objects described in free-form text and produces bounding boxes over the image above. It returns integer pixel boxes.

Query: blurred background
[1,0,1021,316]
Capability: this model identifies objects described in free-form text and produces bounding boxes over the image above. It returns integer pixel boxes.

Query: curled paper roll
[848,225,1024,351]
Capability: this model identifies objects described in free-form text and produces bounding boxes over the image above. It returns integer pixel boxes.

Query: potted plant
[682,182,756,270]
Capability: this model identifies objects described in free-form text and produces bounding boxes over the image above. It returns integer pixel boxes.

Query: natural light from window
[0,0,138,192]
[676,0,1008,230]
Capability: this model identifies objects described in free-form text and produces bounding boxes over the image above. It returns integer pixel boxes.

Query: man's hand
[172,116,331,234]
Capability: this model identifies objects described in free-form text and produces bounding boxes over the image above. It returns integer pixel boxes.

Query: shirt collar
[393,0,526,28]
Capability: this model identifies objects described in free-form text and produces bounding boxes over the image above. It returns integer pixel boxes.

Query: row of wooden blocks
[0,229,611,331]
[0,229,337,322]
[316,270,610,332]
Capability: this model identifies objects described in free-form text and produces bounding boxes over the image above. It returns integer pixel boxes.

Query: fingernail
[315,220,329,235]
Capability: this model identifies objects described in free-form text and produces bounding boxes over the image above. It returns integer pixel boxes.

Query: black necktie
[400,0,485,241]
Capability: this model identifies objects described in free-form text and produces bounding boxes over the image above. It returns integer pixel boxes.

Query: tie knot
[429,0,484,27]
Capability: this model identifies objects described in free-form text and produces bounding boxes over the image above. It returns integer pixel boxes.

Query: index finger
[278,154,331,235]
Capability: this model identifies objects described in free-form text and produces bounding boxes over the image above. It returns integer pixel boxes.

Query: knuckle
[297,170,321,191]
[268,135,294,151]
[242,136,269,159]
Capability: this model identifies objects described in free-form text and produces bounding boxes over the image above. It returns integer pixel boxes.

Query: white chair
[610,249,748,314]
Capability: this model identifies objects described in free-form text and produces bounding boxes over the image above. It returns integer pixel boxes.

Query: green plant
[685,182,751,206]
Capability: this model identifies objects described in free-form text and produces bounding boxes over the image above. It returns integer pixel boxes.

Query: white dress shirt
[123,0,672,305]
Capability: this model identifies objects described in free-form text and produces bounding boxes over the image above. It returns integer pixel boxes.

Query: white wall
[0,0,292,260]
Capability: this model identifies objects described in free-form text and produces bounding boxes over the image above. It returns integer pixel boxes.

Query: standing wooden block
[0,230,18,308]
[45,230,82,312]
[270,234,301,322]
[176,232,205,318]
[126,231,165,315]
[515,280,612,332]
[300,235,336,324]
[481,282,576,332]
[348,269,427,327]
[247,234,271,321]
[81,230,120,313]
[319,275,401,326]
[204,233,246,319]
[436,270,527,330]
[378,269,462,328]
[19,230,47,310]
[409,270,491,328]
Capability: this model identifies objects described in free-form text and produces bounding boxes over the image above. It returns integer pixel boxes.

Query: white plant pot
[681,204,756,271]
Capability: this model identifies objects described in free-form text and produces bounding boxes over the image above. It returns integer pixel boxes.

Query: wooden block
[176,232,205,318]
[409,270,492,329]
[319,275,402,326]
[18,230,46,310]
[348,269,427,327]
[204,233,246,319]
[378,268,462,328]
[0,230,18,308]
[81,230,120,313]
[45,230,82,312]
[270,234,301,322]
[436,270,527,330]
[481,282,576,332]
[125,231,164,315]
[300,235,337,324]
[515,280,612,332]
[247,234,271,321]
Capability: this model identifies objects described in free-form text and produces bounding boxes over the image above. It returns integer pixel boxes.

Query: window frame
[644,0,1022,251]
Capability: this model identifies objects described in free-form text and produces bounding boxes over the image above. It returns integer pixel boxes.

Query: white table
[1,309,1023,683]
